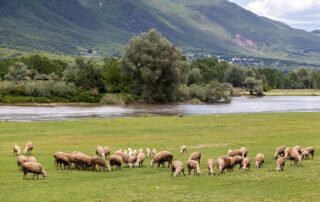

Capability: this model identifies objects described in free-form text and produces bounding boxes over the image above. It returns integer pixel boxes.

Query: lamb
[188,151,201,164]
[109,155,123,170]
[22,162,46,179]
[96,146,106,159]
[74,153,92,170]
[274,145,286,159]
[24,141,33,155]
[13,145,20,156]
[146,148,151,158]
[241,157,250,170]
[301,146,315,159]
[103,146,111,159]
[54,152,70,170]
[17,155,27,171]
[255,153,265,168]
[114,151,130,166]
[284,147,302,165]
[240,147,248,157]
[180,145,187,154]
[151,151,173,168]
[28,156,37,163]
[293,146,302,154]
[276,157,285,172]
[135,152,146,167]
[91,156,110,171]
[207,159,215,176]
[171,160,186,177]
[227,149,242,157]
[187,159,200,176]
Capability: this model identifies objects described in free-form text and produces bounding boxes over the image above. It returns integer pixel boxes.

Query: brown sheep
[255,153,265,168]
[66,151,84,169]
[274,145,286,159]
[180,145,187,154]
[17,155,27,171]
[187,159,200,176]
[103,146,111,159]
[22,162,46,179]
[151,151,173,168]
[241,157,250,170]
[54,152,70,170]
[91,156,110,171]
[240,147,248,157]
[284,148,302,165]
[234,155,244,169]
[74,153,92,170]
[109,155,123,170]
[28,156,37,163]
[216,158,226,173]
[171,160,186,177]
[24,141,33,155]
[188,151,201,164]
[219,157,236,172]
[302,146,315,159]
[13,145,20,156]
[293,146,302,154]
[114,151,130,166]
[276,157,285,172]
[227,149,242,157]
[96,146,106,159]
[207,159,215,176]
[128,156,137,168]
[135,152,146,167]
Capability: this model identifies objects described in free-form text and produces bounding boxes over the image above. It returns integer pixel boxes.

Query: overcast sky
[228,0,320,31]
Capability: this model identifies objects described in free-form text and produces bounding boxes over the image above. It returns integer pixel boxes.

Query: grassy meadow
[1,113,320,201]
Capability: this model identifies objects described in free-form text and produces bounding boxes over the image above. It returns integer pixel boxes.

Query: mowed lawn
[1,113,320,201]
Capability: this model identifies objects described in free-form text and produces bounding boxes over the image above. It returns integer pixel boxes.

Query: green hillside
[1,0,320,64]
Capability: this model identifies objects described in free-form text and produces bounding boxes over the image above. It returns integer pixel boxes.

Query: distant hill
[1,0,320,66]
[312,30,320,35]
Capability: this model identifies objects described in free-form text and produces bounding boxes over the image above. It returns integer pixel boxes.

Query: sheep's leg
[32,174,36,179]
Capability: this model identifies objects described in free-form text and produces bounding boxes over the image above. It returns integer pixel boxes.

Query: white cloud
[245,0,320,31]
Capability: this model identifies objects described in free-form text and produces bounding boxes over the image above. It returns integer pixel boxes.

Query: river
[1,96,320,122]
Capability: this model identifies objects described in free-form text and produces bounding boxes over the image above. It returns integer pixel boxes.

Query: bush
[205,82,233,103]
[0,81,16,95]
[189,84,206,101]
[100,93,135,105]
[52,82,77,98]
[177,85,190,102]
[25,81,53,97]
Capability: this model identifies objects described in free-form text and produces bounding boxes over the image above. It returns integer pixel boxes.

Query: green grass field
[1,113,320,201]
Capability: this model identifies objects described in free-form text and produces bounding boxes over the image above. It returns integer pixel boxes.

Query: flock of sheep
[12,142,315,179]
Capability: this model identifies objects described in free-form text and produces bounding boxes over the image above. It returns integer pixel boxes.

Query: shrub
[100,93,135,105]
[189,84,206,101]
[177,84,190,102]
[52,82,77,98]
[25,81,53,97]
[0,81,16,95]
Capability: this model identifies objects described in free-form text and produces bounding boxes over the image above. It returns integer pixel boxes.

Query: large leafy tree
[120,29,188,103]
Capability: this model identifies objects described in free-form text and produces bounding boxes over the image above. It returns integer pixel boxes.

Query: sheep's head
[255,162,260,168]
[42,170,47,178]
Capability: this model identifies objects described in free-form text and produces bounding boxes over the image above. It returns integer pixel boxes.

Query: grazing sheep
[66,151,84,169]
[96,146,106,159]
[13,145,20,156]
[91,156,110,171]
[151,148,157,158]
[109,155,123,170]
[22,162,46,180]
[135,152,146,167]
[234,155,244,169]
[114,151,130,166]
[180,145,187,154]
[227,149,242,157]
[284,148,302,165]
[188,151,201,164]
[255,153,265,168]
[207,159,215,176]
[187,159,200,176]
[146,148,151,158]
[171,160,186,177]
[74,153,92,170]
[54,152,70,170]
[219,157,236,172]
[103,146,111,159]
[241,157,250,170]
[24,141,33,155]
[274,145,286,159]
[151,151,173,168]
[240,147,248,157]
[293,146,302,154]
[28,156,37,163]
[276,157,285,172]
[17,155,27,171]
[138,148,144,154]
[302,146,315,159]
[216,157,226,173]
[128,148,133,157]
[128,156,137,168]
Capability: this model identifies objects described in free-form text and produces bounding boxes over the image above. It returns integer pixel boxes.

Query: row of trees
[1,29,320,104]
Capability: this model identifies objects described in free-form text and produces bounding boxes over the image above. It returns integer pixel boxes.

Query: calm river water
[1,96,320,122]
